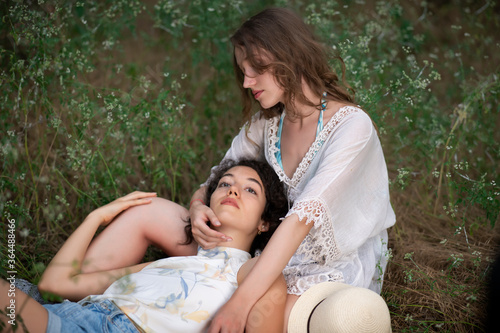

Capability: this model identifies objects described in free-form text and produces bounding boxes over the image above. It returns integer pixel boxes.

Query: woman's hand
[207,300,248,333]
[89,191,157,227]
[190,200,232,249]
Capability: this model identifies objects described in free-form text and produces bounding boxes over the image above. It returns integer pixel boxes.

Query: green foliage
[0,0,498,331]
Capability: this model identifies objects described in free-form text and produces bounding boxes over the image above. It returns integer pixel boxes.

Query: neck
[212,227,254,253]
[286,82,322,120]
[216,240,251,253]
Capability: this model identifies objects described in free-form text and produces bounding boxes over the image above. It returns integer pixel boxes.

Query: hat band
[307,299,326,332]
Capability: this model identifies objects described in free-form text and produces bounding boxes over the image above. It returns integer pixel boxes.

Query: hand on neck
[212,227,255,253]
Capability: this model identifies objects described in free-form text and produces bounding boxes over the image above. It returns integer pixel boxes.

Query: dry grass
[384,182,498,332]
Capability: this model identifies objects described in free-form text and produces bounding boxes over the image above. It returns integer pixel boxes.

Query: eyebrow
[221,173,264,192]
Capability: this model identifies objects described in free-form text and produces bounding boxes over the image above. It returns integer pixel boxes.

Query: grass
[1,0,499,332]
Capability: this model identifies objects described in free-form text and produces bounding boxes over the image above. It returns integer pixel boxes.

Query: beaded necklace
[275,92,328,171]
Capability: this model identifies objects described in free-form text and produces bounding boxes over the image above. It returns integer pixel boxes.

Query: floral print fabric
[86,247,250,333]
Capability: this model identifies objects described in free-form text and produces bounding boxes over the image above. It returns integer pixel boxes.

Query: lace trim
[267,105,360,188]
[286,197,329,228]
[286,198,341,271]
[283,197,343,294]
[286,271,344,296]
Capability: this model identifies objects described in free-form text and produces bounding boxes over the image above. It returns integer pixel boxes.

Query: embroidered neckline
[268,105,360,189]
[275,92,327,170]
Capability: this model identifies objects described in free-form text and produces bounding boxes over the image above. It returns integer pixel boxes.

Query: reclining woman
[0,159,288,333]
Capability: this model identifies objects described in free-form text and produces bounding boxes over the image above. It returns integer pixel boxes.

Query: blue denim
[43,299,138,333]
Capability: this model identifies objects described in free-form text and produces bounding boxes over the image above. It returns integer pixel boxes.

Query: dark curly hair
[183,159,288,255]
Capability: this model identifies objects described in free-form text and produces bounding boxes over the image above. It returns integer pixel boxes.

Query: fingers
[207,321,222,333]
[190,206,232,249]
[95,192,157,225]
[208,316,245,333]
[116,192,157,210]
[121,197,155,209]
[195,237,218,250]
[191,221,225,249]
[118,191,157,201]
[204,209,221,227]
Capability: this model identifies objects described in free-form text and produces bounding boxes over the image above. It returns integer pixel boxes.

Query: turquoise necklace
[275,92,328,171]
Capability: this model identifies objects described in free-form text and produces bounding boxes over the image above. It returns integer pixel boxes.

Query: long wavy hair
[183,159,288,255]
[230,7,355,123]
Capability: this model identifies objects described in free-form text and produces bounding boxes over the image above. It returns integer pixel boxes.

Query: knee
[140,197,194,255]
[246,275,287,332]
[288,282,392,333]
[113,197,188,228]
[147,197,189,222]
[267,275,288,306]
[126,197,187,219]
[257,275,287,311]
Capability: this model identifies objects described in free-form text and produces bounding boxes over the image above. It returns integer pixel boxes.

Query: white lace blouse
[209,106,396,295]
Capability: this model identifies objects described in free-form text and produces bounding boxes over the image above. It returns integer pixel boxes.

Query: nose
[227,186,239,197]
[243,74,255,88]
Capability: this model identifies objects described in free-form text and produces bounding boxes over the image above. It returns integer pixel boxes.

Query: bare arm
[237,257,287,333]
[208,214,313,332]
[38,191,156,301]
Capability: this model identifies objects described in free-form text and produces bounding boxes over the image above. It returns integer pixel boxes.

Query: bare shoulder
[324,101,357,122]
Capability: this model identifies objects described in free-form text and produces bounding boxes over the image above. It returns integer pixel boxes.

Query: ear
[259,221,270,233]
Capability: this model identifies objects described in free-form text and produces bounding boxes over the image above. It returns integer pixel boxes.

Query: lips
[252,90,263,99]
[221,198,239,208]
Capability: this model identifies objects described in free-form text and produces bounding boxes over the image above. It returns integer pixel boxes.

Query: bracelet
[190,199,205,207]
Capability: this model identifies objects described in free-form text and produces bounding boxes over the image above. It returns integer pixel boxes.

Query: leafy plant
[0,0,498,331]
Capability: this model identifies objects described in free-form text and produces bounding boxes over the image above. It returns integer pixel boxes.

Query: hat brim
[288,282,354,333]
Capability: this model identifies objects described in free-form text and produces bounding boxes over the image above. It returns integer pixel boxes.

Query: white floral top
[86,247,250,333]
[210,106,396,295]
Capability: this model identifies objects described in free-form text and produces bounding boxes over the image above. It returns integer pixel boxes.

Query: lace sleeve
[283,197,344,295]
[285,197,329,227]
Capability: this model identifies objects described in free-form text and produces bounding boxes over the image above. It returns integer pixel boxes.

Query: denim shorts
[43,299,139,333]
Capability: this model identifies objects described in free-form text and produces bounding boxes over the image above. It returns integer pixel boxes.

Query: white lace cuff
[286,197,329,227]
[286,271,344,295]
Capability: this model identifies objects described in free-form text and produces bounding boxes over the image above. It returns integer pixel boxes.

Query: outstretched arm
[38,191,156,301]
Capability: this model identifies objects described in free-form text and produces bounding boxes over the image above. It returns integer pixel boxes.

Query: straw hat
[288,282,392,333]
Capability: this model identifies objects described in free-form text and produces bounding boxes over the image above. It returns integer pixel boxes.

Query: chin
[259,101,278,110]
[212,211,235,226]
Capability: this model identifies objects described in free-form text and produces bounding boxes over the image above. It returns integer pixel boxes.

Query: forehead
[234,46,271,66]
[225,165,260,179]
[234,47,247,66]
